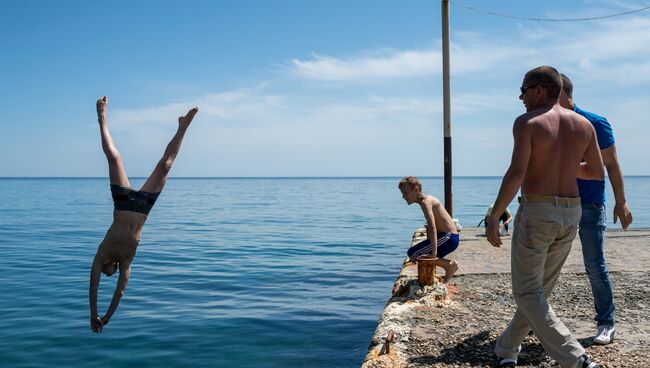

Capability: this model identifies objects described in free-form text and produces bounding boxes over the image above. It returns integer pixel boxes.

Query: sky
[1,0,649,177]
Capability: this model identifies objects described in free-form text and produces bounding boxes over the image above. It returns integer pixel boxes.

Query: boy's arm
[422,198,438,257]
[89,257,103,333]
[101,258,132,326]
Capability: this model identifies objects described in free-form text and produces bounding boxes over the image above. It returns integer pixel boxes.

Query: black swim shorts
[110,185,160,215]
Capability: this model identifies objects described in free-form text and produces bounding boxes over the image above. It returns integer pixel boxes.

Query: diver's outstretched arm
[89,258,103,333]
[101,258,133,326]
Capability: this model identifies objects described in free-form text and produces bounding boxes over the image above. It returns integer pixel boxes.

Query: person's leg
[495,204,531,361]
[579,203,615,327]
[495,308,530,362]
[140,107,198,193]
[432,258,458,283]
[512,203,585,368]
[536,214,587,367]
[408,239,432,262]
[496,203,586,368]
[97,97,129,187]
[435,233,459,283]
[435,233,459,258]
[495,204,541,362]
[495,223,575,360]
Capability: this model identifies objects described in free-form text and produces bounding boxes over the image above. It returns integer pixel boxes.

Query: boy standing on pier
[398,176,460,283]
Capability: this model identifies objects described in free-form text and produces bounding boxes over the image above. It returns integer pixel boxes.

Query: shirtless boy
[89,96,198,333]
[398,176,459,283]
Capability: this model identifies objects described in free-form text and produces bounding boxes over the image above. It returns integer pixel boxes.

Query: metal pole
[441,0,452,216]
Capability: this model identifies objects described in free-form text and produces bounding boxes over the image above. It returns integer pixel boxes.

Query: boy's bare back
[420,195,457,233]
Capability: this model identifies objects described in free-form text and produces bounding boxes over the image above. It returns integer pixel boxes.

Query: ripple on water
[2,177,649,367]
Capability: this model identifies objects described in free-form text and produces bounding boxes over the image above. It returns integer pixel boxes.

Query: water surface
[1,177,648,367]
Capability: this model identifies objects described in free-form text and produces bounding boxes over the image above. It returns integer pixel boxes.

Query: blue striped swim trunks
[407,232,460,262]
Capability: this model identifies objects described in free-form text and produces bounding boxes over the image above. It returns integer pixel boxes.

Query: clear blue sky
[1,0,649,177]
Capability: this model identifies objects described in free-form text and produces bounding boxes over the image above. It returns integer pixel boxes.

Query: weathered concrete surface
[362,229,446,368]
[449,227,650,274]
[361,227,650,368]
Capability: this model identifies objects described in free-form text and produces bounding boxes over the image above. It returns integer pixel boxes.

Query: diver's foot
[443,260,458,284]
[179,107,199,129]
[96,96,108,123]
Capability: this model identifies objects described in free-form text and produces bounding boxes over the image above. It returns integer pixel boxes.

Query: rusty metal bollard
[416,255,438,286]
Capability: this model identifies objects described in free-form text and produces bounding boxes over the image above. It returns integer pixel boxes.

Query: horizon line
[2,175,650,179]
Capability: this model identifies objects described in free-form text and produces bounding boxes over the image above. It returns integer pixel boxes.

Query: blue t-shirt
[574,104,615,204]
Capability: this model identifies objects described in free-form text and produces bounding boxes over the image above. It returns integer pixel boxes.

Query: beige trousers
[494,198,585,368]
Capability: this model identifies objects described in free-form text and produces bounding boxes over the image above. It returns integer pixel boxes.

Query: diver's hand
[101,315,110,326]
[91,316,104,333]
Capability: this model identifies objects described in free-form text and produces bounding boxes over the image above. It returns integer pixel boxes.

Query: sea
[1,177,649,368]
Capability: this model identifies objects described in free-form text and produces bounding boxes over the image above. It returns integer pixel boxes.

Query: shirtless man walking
[487,66,604,368]
[89,96,198,333]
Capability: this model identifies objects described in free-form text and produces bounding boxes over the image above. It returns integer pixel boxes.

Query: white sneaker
[593,324,616,345]
[581,354,600,368]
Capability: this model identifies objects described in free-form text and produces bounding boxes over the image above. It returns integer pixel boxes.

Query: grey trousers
[494,199,585,368]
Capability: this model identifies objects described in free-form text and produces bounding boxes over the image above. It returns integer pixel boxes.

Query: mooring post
[416,255,439,286]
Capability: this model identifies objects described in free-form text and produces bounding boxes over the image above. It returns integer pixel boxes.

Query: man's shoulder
[564,108,593,127]
[517,106,585,128]
[574,104,610,126]
[515,111,534,123]
[516,105,564,123]
[513,113,535,133]
[574,104,615,148]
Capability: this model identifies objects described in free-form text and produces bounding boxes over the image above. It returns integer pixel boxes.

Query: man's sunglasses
[520,84,547,94]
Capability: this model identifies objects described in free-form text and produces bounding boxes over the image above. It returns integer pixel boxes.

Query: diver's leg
[140,107,198,193]
[97,96,129,187]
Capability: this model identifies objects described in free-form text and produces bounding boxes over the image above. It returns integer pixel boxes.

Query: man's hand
[487,217,502,247]
[613,202,633,229]
[91,316,104,333]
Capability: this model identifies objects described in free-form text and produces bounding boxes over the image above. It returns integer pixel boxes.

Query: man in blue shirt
[559,74,633,345]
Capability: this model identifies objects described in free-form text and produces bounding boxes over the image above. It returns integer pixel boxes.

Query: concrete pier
[362,227,650,368]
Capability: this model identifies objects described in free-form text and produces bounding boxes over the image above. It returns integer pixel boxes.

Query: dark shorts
[407,232,460,262]
[484,211,510,230]
[110,185,160,215]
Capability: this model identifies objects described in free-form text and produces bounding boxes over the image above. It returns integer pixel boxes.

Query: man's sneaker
[581,354,600,368]
[498,358,517,367]
[593,324,616,345]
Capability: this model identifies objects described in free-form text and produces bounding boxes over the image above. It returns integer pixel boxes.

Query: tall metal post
[441,0,453,216]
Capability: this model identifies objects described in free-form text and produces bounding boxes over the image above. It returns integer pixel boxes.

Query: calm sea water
[1,177,648,368]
